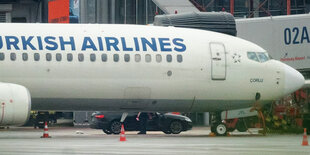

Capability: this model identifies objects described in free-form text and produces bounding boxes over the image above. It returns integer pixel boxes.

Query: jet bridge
[154,12,237,36]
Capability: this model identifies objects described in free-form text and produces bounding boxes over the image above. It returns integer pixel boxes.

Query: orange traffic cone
[120,124,126,141]
[302,128,308,146]
[41,122,51,138]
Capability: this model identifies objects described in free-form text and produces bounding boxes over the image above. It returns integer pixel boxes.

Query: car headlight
[185,117,192,122]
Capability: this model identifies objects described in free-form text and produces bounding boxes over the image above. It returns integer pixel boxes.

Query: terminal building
[0,0,309,126]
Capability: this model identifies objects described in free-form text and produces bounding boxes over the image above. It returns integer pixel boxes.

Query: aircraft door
[210,43,226,80]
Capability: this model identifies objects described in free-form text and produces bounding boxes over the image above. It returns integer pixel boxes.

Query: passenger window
[78,53,84,62]
[22,53,28,61]
[145,54,151,62]
[113,54,119,62]
[56,53,62,61]
[166,54,172,63]
[177,55,182,63]
[90,53,96,62]
[156,54,162,63]
[101,54,107,62]
[10,53,16,61]
[34,53,40,61]
[124,54,130,62]
[67,53,73,62]
[135,54,141,62]
[257,52,269,62]
[0,53,4,61]
[46,53,52,61]
[247,52,259,62]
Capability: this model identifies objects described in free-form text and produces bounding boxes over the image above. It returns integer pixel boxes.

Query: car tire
[169,121,183,134]
[103,129,112,135]
[162,130,171,134]
[215,123,227,136]
[110,121,122,134]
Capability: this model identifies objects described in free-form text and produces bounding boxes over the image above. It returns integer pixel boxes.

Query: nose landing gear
[215,123,227,136]
[209,92,265,136]
[210,112,228,136]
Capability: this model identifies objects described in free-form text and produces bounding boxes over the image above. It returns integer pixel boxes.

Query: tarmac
[0,126,309,155]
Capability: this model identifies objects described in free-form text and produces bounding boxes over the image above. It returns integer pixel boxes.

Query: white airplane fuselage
[0,23,304,112]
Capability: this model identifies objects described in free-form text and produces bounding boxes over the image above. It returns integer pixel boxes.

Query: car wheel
[169,121,183,134]
[102,129,112,135]
[110,121,122,134]
[215,123,227,136]
[162,130,171,134]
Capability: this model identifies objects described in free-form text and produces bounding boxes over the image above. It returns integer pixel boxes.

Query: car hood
[163,113,189,120]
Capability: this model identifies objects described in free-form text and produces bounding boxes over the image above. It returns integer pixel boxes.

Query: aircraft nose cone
[284,64,305,95]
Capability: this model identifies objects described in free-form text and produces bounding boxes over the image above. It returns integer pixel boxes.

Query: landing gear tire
[215,123,227,136]
[211,126,216,133]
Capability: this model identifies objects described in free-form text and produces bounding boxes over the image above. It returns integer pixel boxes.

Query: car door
[146,113,160,131]
[124,113,139,130]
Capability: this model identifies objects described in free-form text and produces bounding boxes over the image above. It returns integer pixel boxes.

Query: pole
[111,0,115,23]
[146,0,148,25]
[42,0,49,23]
[230,0,234,15]
[136,0,138,24]
[287,0,291,15]
[124,0,126,24]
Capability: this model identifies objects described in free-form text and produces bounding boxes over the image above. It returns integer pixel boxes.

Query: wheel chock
[209,132,216,137]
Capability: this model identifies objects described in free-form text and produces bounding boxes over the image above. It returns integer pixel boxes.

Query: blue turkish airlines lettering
[0,36,187,52]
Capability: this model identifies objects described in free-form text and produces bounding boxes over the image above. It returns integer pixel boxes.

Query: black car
[90,112,192,134]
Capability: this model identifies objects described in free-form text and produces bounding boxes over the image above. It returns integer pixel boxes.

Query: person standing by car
[136,112,149,134]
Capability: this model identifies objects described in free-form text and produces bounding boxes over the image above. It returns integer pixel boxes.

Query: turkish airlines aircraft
[0,23,304,130]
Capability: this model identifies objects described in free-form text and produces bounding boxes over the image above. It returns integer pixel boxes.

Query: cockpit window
[257,52,269,62]
[247,52,259,62]
[247,52,270,63]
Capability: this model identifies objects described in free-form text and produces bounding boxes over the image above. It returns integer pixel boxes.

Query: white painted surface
[0,23,304,112]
